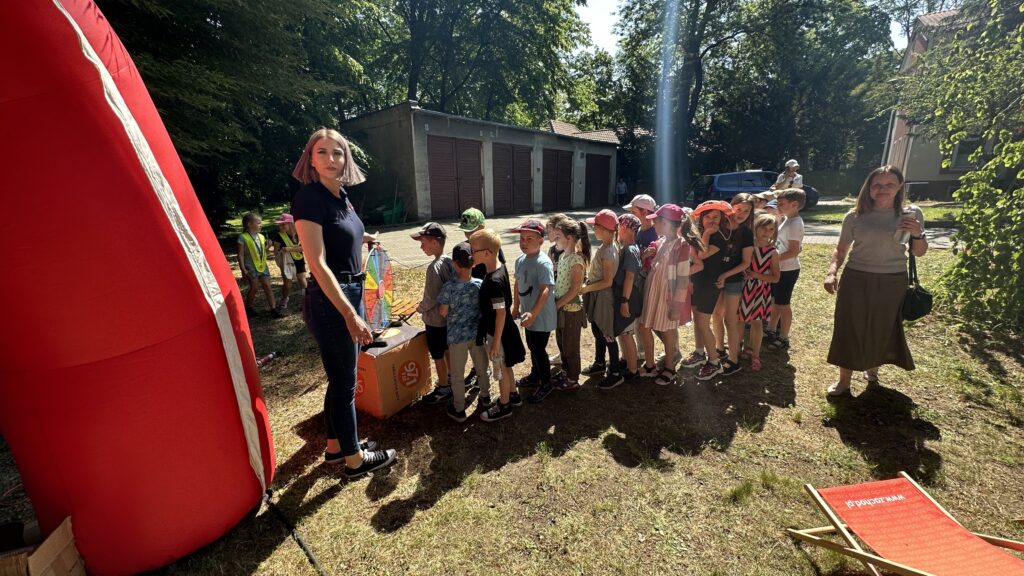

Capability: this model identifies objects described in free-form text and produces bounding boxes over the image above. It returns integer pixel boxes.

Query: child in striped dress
[638,204,701,385]
[739,214,781,370]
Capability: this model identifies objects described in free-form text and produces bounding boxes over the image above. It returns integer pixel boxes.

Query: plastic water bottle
[256,352,277,368]
[893,207,913,244]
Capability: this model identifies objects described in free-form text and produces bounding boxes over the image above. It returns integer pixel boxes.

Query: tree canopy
[99,0,988,224]
[901,0,1024,330]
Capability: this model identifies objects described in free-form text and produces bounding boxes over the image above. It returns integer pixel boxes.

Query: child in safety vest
[237,212,279,317]
[271,213,307,314]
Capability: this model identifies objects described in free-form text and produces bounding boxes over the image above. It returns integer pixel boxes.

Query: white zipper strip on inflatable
[52,0,267,491]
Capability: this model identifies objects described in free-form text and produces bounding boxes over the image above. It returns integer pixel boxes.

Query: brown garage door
[542,149,573,211]
[428,135,483,219]
[492,144,533,215]
[585,153,611,208]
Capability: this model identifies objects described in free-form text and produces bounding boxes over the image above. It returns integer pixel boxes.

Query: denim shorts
[244,263,270,279]
[724,281,744,296]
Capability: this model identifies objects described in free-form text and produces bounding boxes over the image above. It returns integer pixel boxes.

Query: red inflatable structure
[0,2,275,574]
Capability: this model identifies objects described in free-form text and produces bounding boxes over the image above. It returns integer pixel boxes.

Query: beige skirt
[827,267,914,371]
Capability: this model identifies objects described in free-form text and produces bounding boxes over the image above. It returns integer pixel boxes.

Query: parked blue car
[688,170,819,208]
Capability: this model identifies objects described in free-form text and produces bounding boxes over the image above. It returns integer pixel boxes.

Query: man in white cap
[624,194,659,252]
[623,194,659,363]
[771,159,803,191]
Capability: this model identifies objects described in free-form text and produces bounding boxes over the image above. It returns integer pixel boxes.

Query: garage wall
[406,107,617,220]
[341,104,416,220]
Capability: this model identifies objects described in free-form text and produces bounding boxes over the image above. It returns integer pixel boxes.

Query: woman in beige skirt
[823,165,928,397]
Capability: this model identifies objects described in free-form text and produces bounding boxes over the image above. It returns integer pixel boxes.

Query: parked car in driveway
[688,170,819,208]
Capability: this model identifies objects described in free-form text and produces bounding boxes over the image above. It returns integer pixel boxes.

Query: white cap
[785,159,800,168]
[623,194,657,213]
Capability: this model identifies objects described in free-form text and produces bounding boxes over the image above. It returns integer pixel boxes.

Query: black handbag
[902,252,932,321]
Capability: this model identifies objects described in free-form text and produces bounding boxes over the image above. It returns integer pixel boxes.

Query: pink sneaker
[750,355,762,371]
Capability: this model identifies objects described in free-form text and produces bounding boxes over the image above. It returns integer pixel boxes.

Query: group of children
[416,190,807,422]
[237,212,308,318]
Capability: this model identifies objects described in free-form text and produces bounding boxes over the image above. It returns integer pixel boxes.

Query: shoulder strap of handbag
[908,252,920,288]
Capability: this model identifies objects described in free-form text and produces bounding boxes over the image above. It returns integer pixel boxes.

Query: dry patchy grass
[3,244,1022,576]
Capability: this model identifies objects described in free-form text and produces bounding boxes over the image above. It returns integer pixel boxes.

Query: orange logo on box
[398,360,421,388]
[355,373,365,397]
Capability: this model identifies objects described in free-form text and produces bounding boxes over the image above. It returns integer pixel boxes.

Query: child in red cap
[638,204,700,385]
[581,209,621,387]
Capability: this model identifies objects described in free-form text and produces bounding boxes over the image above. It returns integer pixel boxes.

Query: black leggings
[592,323,621,375]
[524,329,552,384]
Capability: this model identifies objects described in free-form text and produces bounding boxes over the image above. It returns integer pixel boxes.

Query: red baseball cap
[585,209,618,231]
[647,203,684,222]
[510,219,545,237]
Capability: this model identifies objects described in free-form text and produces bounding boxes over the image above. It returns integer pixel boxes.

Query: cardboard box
[0,518,85,576]
[356,324,431,418]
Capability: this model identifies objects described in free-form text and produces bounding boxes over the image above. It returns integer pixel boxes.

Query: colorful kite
[364,244,394,331]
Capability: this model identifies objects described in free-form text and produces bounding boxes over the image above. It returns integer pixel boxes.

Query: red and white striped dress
[641,237,692,331]
[739,245,776,321]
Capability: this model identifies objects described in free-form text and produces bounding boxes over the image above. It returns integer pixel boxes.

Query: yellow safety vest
[278,231,304,261]
[242,232,268,273]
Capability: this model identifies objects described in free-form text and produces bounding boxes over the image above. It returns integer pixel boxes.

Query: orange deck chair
[789,472,1024,576]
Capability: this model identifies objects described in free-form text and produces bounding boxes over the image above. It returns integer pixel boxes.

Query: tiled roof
[547,119,581,135]
[916,9,959,27]
[574,129,620,144]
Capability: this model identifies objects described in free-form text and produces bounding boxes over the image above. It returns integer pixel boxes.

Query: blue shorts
[244,263,270,279]
[724,281,744,296]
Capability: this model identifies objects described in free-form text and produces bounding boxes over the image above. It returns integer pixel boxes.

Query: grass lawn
[152,243,1023,575]
[804,199,963,225]
[3,245,1020,575]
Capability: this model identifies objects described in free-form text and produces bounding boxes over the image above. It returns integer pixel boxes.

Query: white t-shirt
[776,215,804,271]
[775,172,803,190]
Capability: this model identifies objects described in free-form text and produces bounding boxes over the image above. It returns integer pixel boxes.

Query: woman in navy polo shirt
[291,128,396,478]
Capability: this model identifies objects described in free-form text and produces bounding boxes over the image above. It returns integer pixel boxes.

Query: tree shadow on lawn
[823,382,942,484]
[958,326,1024,390]
[368,358,797,533]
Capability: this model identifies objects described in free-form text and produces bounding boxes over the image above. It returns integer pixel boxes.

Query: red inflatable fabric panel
[0,1,275,574]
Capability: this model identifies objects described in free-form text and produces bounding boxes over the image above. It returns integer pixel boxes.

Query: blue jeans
[304,281,363,456]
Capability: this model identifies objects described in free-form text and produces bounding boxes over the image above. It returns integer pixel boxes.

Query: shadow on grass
[823,383,942,483]
[958,325,1024,390]
[366,354,797,533]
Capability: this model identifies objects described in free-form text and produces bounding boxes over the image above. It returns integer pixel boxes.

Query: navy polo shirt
[291,182,364,276]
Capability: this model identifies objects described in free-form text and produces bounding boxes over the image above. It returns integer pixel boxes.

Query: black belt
[309,272,365,286]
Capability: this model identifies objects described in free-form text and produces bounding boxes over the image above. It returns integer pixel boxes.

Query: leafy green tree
[901,0,1024,329]
[702,0,894,174]
[386,0,588,125]
[99,0,372,228]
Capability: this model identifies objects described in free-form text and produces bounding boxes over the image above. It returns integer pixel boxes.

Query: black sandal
[655,368,676,386]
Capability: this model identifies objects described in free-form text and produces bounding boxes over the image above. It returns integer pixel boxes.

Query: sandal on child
[750,356,762,371]
[654,368,676,386]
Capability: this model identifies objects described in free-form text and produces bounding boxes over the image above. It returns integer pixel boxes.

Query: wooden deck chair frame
[788,471,1024,576]
[389,297,419,326]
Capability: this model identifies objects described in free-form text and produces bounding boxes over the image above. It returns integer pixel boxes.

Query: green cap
[458,208,485,232]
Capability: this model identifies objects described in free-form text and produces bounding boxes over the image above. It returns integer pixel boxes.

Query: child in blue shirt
[511,219,558,404]
[438,242,492,421]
